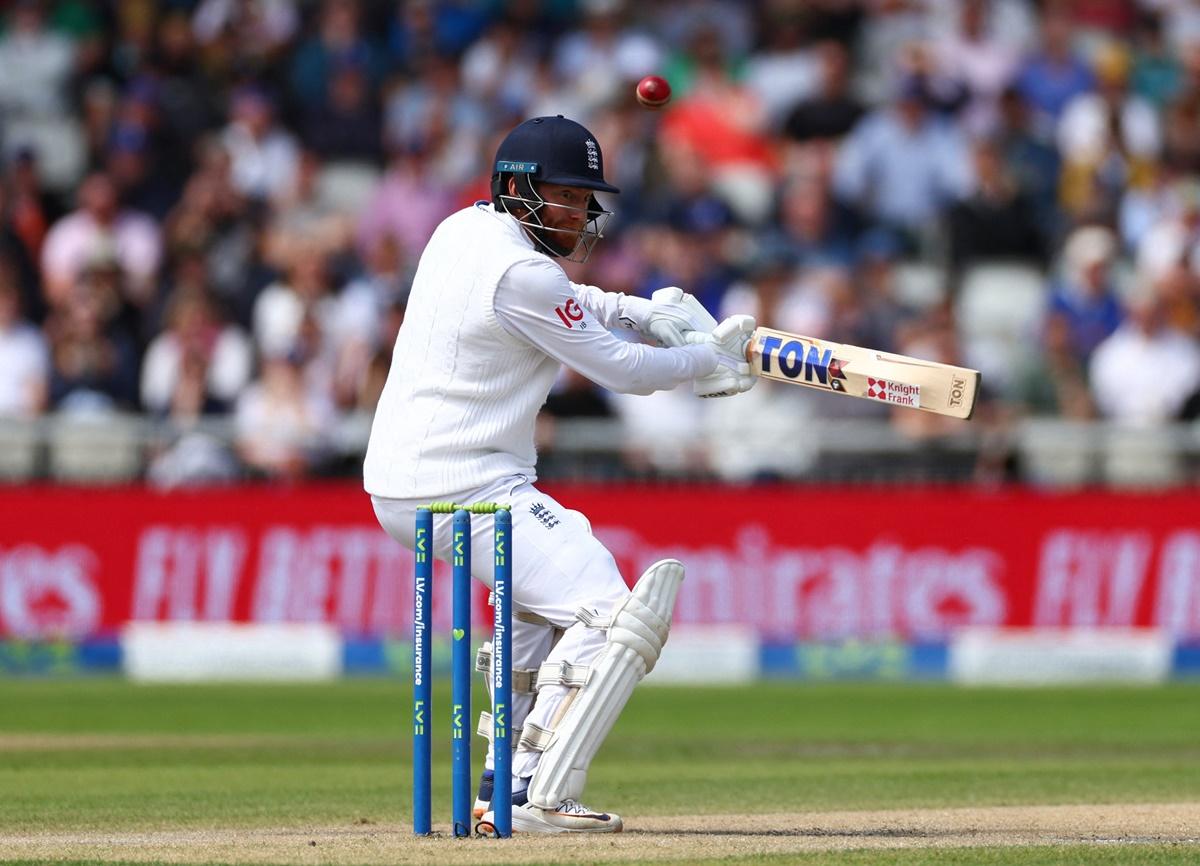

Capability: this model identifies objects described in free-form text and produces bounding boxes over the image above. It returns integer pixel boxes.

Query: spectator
[553,0,661,115]
[357,145,458,266]
[289,0,383,110]
[853,0,932,105]
[1151,0,1200,59]
[933,0,1021,136]
[1014,2,1095,138]
[1130,11,1182,108]
[781,41,865,146]
[851,229,925,355]
[636,206,735,317]
[832,74,974,249]
[253,248,334,356]
[611,382,709,477]
[0,262,48,418]
[463,13,541,101]
[1135,176,1200,280]
[1090,284,1200,424]
[742,10,822,129]
[0,0,76,118]
[79,78,120,172]
[325,237,408,412]
[140,285,253,416]
[382,52,489,190]
[946,135,1047,270]
[994,85,1063,242]
[221,85,300,202]
[718,240,820,335]
[358,291,406,412]
[1057,41,1161,224]
[266,150,355,266]
[301,58,383,163]
[150,10,221,149]
[40,172,162,308]
[5,148,62,272]
[658,21,778,223]
[44,268,140,412]
[1048,225,1125,359]
[774,168,858,269]
[234,349,334,479]
[1160,82,1200,173]
[384,0,491,73]
[1155,260,1200,336]
[0,178,44,324]
[191,0,299,69]
[106,123,176,222]
[1009,310,1095,417]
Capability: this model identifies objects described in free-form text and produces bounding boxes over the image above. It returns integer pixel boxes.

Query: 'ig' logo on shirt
[554,298,585,329]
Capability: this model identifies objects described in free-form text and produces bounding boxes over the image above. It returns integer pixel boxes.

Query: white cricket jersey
[363,202,718,499]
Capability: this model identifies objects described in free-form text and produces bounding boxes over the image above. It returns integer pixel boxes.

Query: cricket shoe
[477,799,623,835]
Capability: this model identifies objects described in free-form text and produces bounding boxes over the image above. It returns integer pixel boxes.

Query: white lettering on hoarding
[252,526,411,632]
[1156,531,1200,636]
[1034,530,1151,627]
[596,524,1006,640]
[0,544,100,638]
[133,527,246,621]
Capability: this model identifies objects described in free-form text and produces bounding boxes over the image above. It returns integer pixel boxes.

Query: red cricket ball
[636,75,672,110]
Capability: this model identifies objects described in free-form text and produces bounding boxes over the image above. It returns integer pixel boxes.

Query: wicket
[413,503,512,838]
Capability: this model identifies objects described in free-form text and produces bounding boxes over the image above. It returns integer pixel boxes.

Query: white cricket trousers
[371,474,632,785]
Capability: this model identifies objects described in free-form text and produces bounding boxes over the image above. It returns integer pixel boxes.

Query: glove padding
[688,314,757,398]
[643,287,719,348]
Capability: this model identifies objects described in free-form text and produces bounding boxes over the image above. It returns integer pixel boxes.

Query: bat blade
[748,327,980,419]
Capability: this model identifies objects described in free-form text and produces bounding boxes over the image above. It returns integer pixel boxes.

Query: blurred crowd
[3,0,1200,485]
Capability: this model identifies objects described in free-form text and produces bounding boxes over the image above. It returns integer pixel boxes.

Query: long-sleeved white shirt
[363,202,717,498]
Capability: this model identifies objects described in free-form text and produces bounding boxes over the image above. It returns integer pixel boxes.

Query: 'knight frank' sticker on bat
[864,377,920,408]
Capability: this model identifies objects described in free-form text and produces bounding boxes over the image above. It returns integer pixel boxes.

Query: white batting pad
[527,558,685,809]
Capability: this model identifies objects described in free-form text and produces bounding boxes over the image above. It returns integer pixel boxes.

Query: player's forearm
[571,282,653,332]
[579,342,717,396]
[614,340,715,395]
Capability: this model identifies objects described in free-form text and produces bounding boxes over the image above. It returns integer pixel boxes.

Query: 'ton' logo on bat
[949,375,966,408]
[759,335,843,387]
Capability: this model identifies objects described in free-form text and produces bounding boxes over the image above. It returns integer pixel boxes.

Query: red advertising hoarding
[1,484,1199,640]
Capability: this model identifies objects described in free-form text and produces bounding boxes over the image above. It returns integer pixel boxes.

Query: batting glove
[643,287,719,347]
[689,315,757,398]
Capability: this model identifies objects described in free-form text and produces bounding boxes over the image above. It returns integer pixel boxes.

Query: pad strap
[477,710,521,745]
[488,593,555,628]
[475,712,554,752]
[536,660,590,690]
[575,607,611,629]
[476,644,538,694]
[516,721,554,752]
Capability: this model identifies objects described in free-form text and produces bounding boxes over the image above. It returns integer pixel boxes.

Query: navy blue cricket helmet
[491,115,618,262]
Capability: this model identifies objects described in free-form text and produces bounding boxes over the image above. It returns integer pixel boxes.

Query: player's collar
[483,202,537,251]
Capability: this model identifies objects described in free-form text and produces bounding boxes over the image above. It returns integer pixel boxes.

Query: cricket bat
[748,326,981,419]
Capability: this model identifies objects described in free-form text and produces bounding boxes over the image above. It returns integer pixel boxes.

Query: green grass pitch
[1,678,1198,864]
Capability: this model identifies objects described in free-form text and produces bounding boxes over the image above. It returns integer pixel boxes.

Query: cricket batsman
[365,115,755,833]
